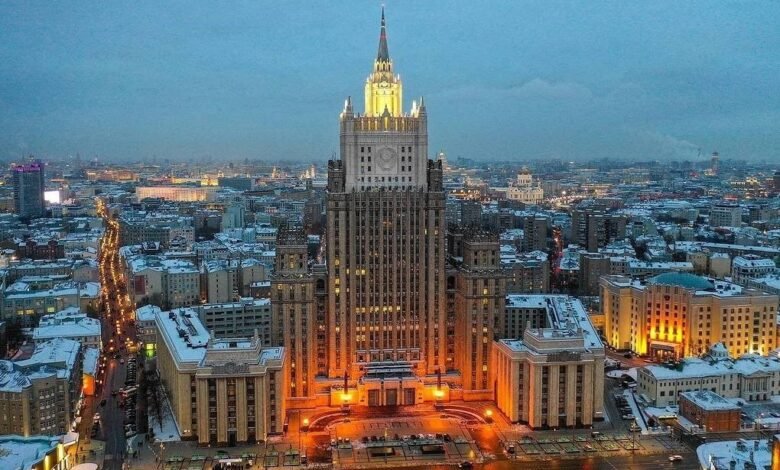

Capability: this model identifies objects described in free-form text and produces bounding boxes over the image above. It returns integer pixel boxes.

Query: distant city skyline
[1,1,778,163]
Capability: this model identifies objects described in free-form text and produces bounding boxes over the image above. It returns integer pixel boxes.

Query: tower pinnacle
[377,6,389,62]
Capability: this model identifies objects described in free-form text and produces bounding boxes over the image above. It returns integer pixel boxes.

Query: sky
[1,1,778,163]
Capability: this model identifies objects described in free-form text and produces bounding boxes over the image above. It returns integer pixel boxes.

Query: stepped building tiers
[269,9,604,426]
[330,6,445,405]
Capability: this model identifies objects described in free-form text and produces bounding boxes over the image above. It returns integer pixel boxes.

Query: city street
[83,200,141,470]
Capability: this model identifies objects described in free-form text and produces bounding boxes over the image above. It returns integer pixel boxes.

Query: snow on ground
[606,367,637,380]
[622,389,648,434]
[148,390,181,442]
[697,439,771,470]
[645,406,678,419]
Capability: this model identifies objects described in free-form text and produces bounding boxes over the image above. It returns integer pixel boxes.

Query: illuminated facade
[506,168,543,205]
[601,273,778,359]
[136,186,218,202]
[327,8,444,387]
[155,308,285,445]
[493,296,604,428]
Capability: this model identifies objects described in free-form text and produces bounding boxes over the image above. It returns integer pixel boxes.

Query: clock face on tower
[378,147,397,171]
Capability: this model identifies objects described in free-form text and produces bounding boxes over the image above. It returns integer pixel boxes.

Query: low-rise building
[200,259,267,304]
[626,261,694,277]
[732,256,777,285]
[748,274,780,295]
[155,307,285,445]
[637,343,780,406]
[124,254,199,309]
[679,390,740,432]
[710,203,742,228]
[493,296,605,428]
[118,212,195,249]
[0,435,75,470]
[2,282,99,326]
[32,308,102,350]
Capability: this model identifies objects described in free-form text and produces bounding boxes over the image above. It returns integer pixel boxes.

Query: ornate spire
[377,6,389,62]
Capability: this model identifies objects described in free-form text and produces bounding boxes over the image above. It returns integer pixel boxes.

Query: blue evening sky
[1,1,778,162]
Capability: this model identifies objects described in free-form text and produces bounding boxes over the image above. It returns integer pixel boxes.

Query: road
[99,357,128,467]
[402,452,700,470]
[84,199,140,470]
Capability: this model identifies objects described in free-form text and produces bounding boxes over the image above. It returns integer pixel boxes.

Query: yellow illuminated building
[601,273,778,359]
[364,8,402,117]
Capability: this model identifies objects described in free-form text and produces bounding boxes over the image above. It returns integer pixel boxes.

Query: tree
[144,370,169,433]
[84,304,99,319]
[1,320,24,357]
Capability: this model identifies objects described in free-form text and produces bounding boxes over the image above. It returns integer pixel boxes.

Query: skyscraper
[326,8,446,405]
[12,160,45,220]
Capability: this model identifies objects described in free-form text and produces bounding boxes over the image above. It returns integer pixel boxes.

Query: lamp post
[301,417,309,463]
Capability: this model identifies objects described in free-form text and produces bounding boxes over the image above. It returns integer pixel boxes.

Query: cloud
[432,78,593,102]
[629,129,701,161]
[507,78,594,101]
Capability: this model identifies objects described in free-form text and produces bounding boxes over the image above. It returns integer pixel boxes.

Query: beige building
[493,296,605,428]
[710,203,742,227]
[326,9,446,388]
[201,259,266,304]
[637,343,780,406]
[454,230,507,400]
[124,255,199,309]
[601,272,778,359]
[136,186,218,202]
[155,307,285,445]
[270,228,318,407]
[199,298,273,344]
[506,169,544,205]
[731,256,776,285]
[0,338,82,436]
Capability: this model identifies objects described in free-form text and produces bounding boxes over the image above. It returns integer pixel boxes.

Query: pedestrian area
[511,433,643,458]
[156,445,305,470]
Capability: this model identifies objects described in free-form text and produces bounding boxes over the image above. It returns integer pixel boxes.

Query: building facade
[601,273,778,359]
[325,9,446,398]
[506,169,543,205]
[0,338,82,437]
[155,307,285,445]
[637,343,780,406]
[493,296,605,428]
[678,390,740,432]
[12,161,46,220]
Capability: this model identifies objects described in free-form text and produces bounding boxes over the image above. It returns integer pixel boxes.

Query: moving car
[669,455,683,462]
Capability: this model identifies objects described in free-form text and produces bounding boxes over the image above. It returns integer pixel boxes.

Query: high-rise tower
[326,8,446,405]
[12,160,45,221]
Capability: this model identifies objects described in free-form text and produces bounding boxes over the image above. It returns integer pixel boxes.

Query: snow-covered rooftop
[680,390,739,411]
